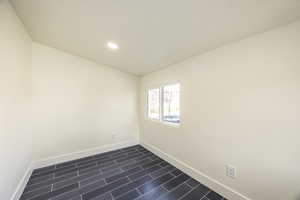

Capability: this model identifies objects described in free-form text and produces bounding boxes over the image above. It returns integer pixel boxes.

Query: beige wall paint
[140,21,300,200]
[31,43,139,160]
[0,0,33,199]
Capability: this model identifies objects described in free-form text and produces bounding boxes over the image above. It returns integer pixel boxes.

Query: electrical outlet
[226,165,236,179]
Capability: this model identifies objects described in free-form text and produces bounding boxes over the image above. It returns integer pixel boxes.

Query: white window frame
[161,83,180,124]
[146,82,180,126]
[147,87,161,121]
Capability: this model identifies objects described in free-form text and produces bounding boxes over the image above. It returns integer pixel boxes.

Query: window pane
[148,88,160,120]
[163,83,180,123]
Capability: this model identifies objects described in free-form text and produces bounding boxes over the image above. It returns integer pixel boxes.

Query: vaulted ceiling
[11,0,300,75]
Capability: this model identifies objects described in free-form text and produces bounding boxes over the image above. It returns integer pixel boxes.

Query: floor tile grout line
[25,191,49,200]
[120,158,152,171]
[21,185,53,200]
[133,170,177,195]
[23,146,225,200]
[61,172,125,200]
[24,173,74,192]
[199,191,212,200]
[157,178,192,200]
[50,173,54,192]
[53,171,100,190]
[160,172,187,192]
[103,168,142,184]
[29,157,147,193]
[63,150,139,171]
[78,162,116,176]
[91,176,135,199]
[53,179,106,200]
[136,189,143,195]
[23,184,49,195]
[26,154,138,190]
[29,179,81,200]
[79,176,103,189]
[113,188,138,200]
[25,147,144,195]
[140,171,187,198]
[109,174,152,198]
[176,183,196,200]
[125,175,132,183]
[72,169,118,190]
[32,163,79,177]
[56,161,109,183]
[105,171,138,188]
[46,183,80,200]
[178,184,211,200]
[32,147,141,174]
[172,177,192,192]
[103,177,108,184]
[109,191,114,200]
[100,154,148,172]
[104,159,135,170]
[125,166,159,182]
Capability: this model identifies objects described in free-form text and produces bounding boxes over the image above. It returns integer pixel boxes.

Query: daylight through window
[162,83,180,123]
[147,83,180,124]
[147,88,160,120]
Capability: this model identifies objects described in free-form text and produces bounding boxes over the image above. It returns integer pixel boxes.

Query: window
[162,83,180,123]
[147,88,160,120]
[147,83,180,124]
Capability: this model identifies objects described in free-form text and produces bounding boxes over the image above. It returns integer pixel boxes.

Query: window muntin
[162,83,180,123]
[147,88,160,120]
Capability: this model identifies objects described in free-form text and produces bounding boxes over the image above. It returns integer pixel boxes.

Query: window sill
[147,118,180,128]
[161,121,180,127]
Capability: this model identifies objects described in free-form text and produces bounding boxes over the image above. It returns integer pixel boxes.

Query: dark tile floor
[21,145,228,200]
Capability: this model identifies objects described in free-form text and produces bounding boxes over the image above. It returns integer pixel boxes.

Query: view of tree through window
[147,88,160,120]
[162,83,180,123]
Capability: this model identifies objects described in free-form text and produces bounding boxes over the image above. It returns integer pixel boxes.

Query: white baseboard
[11,139,138,200]
[141,141,251,200]
[12,139,250,200]
[32,139,139,169]
[11,163,34,200]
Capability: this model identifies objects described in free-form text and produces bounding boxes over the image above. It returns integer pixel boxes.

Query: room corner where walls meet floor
[12,141,251,200]
[11,140,139,200]
[17,144,230,200]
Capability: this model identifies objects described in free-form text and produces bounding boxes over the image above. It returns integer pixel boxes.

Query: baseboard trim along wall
[32,140,139,169]
[12,139,250,200]
[11,139,139,200]
[11,164,34,200]
[140,141,252,200]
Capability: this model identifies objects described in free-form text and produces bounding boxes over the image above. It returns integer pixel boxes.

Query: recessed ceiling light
[107,42,119,50]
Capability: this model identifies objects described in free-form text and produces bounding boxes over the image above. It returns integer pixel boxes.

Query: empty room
[1,0,300,200]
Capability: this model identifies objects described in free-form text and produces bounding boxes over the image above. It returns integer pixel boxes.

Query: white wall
[2,0,300,199]
[0,0,33,199]
[31,43,139,160]
[140,21,300,200]
[0,2,139,198]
